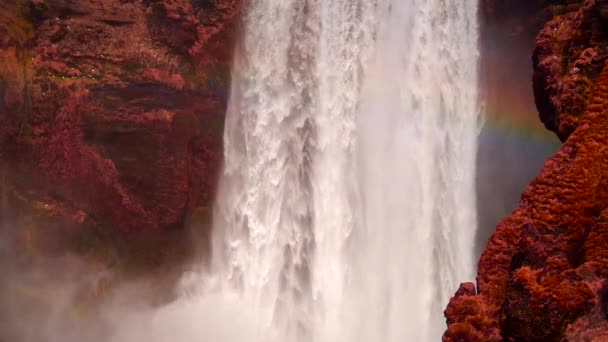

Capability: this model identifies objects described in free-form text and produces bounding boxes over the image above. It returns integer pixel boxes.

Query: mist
[473,3,561,258]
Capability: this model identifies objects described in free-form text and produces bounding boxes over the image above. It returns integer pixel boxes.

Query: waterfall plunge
[210,0,480,341]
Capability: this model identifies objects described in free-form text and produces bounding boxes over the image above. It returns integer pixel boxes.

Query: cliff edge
[444,1,608,341]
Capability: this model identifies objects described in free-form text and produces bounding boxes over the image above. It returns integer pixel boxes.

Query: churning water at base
[210,0,480,341]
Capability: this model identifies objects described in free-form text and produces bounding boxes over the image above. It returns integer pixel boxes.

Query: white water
[209,0,480,341]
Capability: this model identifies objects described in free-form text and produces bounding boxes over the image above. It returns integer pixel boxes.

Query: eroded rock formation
[445,1,608,341]
[534,0,608,141]
[0,0,238,269]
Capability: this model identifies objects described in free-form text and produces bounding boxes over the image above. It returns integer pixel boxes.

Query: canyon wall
[445,1,608,341]
[0,0,238,267]
[0,2,239,336]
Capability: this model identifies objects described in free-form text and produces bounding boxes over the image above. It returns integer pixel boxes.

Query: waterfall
[211,0,480,341]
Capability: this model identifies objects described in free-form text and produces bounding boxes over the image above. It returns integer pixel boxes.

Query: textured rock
[0,5,238,335]
[0,0,238,262]
[534,0,608,141]
[445,1,608,340]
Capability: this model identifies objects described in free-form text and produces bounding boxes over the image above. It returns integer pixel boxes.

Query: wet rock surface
[0,1,238,332]
[534,0,608,141]
[0,0,238,246]
[445,1,608,340]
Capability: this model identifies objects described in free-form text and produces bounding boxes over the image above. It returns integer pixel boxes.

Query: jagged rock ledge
[444,1,608,341]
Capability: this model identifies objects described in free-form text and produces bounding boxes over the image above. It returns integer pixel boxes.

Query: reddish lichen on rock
[0,0,239,267]
[445,8,608,336]
[533,0,608,141]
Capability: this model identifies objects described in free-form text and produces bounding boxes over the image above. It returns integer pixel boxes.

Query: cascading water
[211,0,480,341]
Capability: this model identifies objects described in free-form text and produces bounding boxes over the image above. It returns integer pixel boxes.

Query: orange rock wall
[445,1,608,341]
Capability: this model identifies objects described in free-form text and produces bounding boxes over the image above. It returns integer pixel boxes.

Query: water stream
[210,1,480,341]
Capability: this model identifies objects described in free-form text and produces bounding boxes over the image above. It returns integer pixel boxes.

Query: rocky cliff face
[445,1,608,341]
[534,0,608,141]
[0,0,238,271]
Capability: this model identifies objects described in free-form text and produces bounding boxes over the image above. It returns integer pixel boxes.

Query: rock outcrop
[534,0,608,141]
[445,1,608,341]
[0,0,238,267]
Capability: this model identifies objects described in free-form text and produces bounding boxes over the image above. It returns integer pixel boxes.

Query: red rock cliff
[0,0,238,268]
[445,1,608,341]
